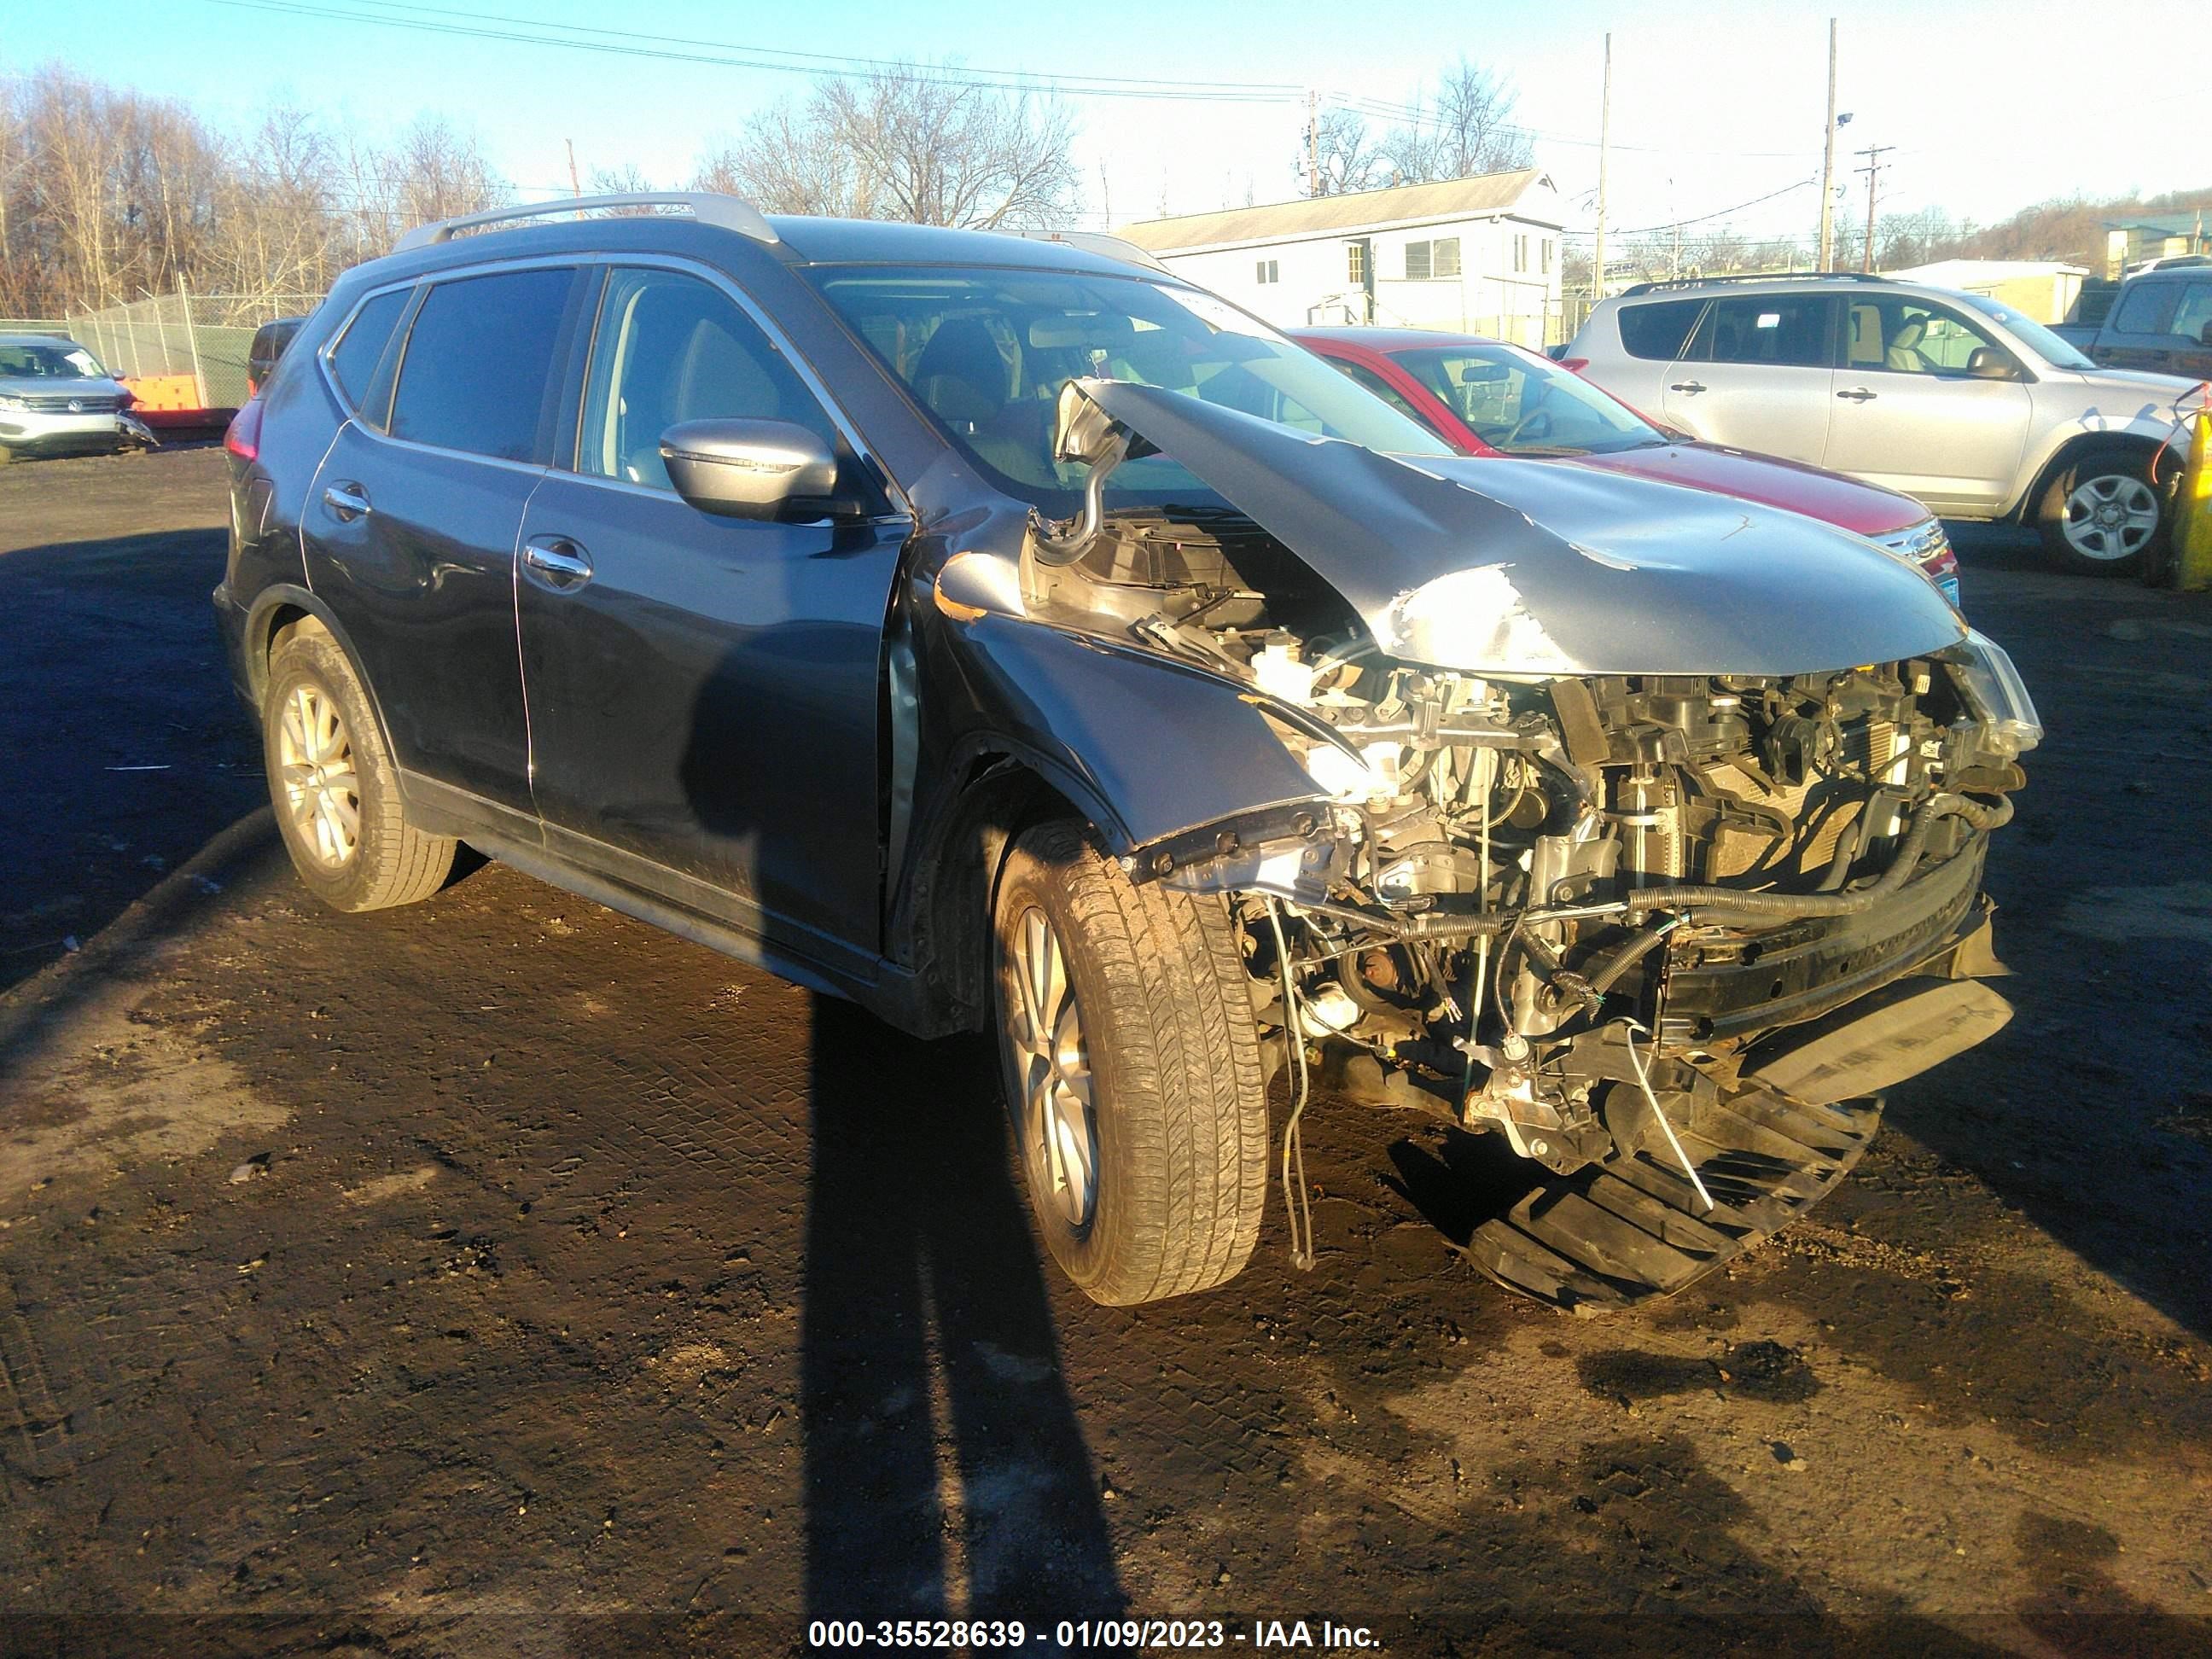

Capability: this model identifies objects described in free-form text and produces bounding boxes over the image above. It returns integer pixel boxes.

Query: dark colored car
[2072,260,2212,381]
[217,195,2034,1313]
[246,316,306,399]
[1294,326,1963,608]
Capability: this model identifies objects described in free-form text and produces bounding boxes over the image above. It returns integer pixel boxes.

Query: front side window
[326,288,410,417]
[1843,296,2011,377]
[576,268,837,492]
[389,267,575,462]
[1690,294,1836,368]
[1394,341,1664,457]
[1949,289,2093,370]
[1615,298,1704,360]
[806,264,1451,515]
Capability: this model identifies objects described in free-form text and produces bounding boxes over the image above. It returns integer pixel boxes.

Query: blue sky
[6,1,2197,244]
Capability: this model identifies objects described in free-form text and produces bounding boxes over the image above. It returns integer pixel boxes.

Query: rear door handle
[522,536,593,592]
[1668,380,1707,393]
[1837,387,1877,402]
[322,481,370,520]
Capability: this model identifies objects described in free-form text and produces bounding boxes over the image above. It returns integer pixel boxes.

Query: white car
[1563,275,2202,574]
[0,334,155,464]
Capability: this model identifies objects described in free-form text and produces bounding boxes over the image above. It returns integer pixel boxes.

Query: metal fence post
[178,276,208,409]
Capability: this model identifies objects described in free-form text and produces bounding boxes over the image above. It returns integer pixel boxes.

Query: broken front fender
[945,610,1327,856]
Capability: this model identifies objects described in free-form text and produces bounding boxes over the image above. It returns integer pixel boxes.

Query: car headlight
[1947,629,2041,757]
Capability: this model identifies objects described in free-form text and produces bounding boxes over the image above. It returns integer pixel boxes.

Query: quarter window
[577,268,837,493]
[326,288,410,419]
[389,268,575,462]
[1689,294,1836,368]
[1615,299,1705,360]
[2110,281,2179,336]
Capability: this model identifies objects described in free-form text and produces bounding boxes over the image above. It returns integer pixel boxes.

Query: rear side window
[327,289,409,412]
[2109,281,2179,336]
[390,268,575,463]
[2173,282,2212,344]
[1689,294,1836,368]
[1615,299,1703,360]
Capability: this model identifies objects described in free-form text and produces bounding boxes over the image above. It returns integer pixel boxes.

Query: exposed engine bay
[1012,488,2035,1304]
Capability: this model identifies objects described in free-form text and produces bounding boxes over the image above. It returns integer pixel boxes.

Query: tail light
[224,398,264,463]
[1558,358,1591,374]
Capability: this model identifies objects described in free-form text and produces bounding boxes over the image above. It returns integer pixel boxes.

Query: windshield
[1951,290,2096,370]
[1392,341,1665,456]
[806,265,1452,512]
[0,341,108,380]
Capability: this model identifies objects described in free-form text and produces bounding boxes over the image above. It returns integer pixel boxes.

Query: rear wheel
[992,819,1270,1305]
[2037,445,2168,574]
[261,621,456,911]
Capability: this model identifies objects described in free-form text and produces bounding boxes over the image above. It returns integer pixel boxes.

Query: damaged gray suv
[217,195,2037,1313]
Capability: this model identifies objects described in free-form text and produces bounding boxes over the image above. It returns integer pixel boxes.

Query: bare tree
[1380,59,1533,183]
[1308,108,1386,196]
[701,62,1078,230]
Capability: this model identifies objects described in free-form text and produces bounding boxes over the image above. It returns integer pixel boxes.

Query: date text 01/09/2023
[803,1618,1382,1650]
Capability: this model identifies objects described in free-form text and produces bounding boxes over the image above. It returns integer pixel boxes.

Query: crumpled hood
[1073,378,1966,677]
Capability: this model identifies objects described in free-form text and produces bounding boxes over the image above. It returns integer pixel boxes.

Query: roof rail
[1620,271,1892,296]
[394,192,778,253]
[1001,229,1173,275]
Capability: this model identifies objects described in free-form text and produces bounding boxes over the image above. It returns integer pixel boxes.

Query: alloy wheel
[276,682,360,868]
[1007,905,1098,1229]
[2062,473,2160,562]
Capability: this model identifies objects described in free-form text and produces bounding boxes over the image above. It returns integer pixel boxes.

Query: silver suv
[1565,274,2203,574]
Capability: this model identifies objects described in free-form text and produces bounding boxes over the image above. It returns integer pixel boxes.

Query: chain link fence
[61,288,323,411]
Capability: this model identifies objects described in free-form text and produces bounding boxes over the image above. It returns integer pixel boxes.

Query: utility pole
[1818,18,1838,270]
[566,138,583,199]
[1306,90,1320,197]
[1593,33,1611,302]
[1854,143,1893,273]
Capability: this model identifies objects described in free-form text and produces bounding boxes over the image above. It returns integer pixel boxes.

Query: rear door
[303,264,584,829]
[1825,294,2031,515]
[515,262,907,970]
[1661,292,1838,465]
[1589,295,1703,425]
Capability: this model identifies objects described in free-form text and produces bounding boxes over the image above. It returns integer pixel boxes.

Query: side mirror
[1966,348,2023,381]
[2198,321,2212,348]
[660,418,843,520]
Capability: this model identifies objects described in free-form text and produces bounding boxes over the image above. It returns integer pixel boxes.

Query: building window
[1540,238,1553,276]
[1254,259,1279,284]
[1512,233,1530,273]
[1405,237,1460,281]
[1347,243,1366,284]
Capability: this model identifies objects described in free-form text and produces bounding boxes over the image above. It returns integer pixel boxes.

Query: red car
[1291,326,1963,608]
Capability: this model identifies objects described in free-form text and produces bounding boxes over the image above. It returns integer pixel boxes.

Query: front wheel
[992,820,1270,1306]
[2037,446,2168,574]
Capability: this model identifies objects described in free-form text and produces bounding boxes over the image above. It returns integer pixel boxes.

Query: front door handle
[1668,380,1707,393]
[522,536,593,592]
[323,481,371,521]
[1836,387,1877,402]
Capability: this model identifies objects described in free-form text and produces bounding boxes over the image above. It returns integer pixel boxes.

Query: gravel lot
[2,445,2209,1656]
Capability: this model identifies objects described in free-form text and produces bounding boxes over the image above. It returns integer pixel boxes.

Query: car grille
[1878,521,1950,568]
[19,393,122,413]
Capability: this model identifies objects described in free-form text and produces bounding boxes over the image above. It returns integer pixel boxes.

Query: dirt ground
[2,445,2209,1657]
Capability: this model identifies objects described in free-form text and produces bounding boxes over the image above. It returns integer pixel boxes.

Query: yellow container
[2178,400,2212,592]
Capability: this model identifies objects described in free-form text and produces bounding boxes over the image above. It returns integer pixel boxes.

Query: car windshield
[1950,291,2097,370]
[1391,341,1666,456]
[805,265,1452,514]
[0,341,108,380]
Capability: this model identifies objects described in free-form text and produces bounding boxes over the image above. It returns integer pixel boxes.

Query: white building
[1116,171,1566,346]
